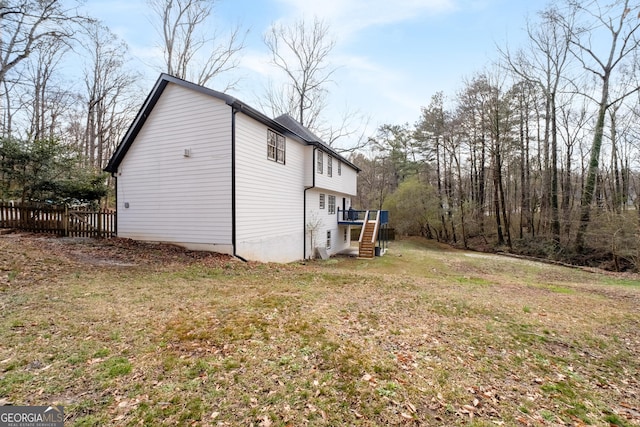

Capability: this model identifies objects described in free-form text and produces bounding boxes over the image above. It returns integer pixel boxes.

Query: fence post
[97,210,102,238]
[64,205,69,237]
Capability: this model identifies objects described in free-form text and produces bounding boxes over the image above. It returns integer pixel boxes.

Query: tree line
[354,0,640,270]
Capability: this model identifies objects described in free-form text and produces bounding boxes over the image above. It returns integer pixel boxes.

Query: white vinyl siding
[305,189,351,258]
[234,113,306,262]
[314,149,357,195]
[116,83,233,251]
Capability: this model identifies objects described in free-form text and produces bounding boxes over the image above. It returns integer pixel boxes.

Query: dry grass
[0,234,638,426]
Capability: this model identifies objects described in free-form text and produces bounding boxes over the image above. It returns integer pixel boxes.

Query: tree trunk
[575,87,608,252]
[550,93,560,245]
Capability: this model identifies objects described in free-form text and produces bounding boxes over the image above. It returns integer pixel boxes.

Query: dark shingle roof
[274,114,322,142]
[274,114,358,171]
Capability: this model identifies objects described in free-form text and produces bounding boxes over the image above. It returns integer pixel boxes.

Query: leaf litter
[0,233,638,426]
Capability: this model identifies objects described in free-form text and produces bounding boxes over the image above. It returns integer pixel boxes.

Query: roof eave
[104,73,361,174]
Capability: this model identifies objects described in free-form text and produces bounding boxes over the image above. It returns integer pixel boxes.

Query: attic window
[338,162,341,176]
[267,129,285,164]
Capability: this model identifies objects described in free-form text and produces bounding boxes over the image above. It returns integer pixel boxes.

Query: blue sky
[80,0,548,146]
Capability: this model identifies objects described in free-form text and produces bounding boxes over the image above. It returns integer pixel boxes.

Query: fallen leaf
[258,415,272,427]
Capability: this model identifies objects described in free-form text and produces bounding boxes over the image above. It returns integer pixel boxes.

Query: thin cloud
[274,0,457,36]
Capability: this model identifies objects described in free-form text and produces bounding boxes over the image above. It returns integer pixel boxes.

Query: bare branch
[0,0,91,83]
[263,17,336,129]
[148,0,245,87]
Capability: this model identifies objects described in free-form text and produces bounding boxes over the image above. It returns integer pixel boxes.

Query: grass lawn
[0,234,638,426]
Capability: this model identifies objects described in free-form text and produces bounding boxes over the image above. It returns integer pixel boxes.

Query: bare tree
[25,37,71,141]
[566,0,640,251]
[81,22,139,168]
[263,17,336,131]
[0,0,88,83]
[1,0,89,138]
[1,68,21,136]
[148,0,245,88]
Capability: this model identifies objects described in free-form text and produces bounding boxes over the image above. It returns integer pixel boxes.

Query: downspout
[231,106,248,262]
[303,146,317,260]
[112,173,117,236]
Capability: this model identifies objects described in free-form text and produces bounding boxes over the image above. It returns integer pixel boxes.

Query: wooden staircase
[358,218,378,258]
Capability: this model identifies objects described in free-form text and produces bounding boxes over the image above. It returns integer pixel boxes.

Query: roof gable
[104,73,359,173]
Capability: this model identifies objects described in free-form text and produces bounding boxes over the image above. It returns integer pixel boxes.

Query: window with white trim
[328,156,333,177]
[338,162,341,176]
[343,228,348,242]
[319,193,325,209]
[317,151,323,174]
[326,230,331,249]
[328,195,336,214]
[267,129,285,164]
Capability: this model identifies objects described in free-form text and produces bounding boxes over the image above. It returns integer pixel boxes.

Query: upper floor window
[328,195,336,214]
[267,130,285,164]
[328,156,333,177]
[338,162,341,176]
[317,151,323,174]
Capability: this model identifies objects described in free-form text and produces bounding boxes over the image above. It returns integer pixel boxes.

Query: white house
[105,73,386,263]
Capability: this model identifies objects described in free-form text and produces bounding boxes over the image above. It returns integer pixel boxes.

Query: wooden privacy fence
[0,202,116,238]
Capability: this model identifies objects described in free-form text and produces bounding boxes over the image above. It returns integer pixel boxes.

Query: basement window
[326,230,331,249]
[267,129,285,164]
